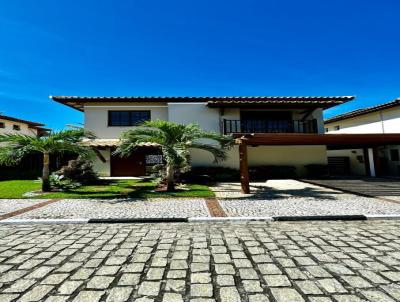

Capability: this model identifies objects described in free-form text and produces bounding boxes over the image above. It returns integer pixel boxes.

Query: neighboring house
[325,99,400,176]
[0,115,50,179]
[52,96,355,179]
[0,115,49,136]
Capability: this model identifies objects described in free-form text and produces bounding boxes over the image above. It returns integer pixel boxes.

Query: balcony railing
[223,119,318,135]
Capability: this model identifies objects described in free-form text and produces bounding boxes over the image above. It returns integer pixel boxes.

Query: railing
[223,119,318,134]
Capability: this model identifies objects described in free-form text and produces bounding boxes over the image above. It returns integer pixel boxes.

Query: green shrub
[249,165,297,179]
[49,174,81,191]
[55,158,99,184]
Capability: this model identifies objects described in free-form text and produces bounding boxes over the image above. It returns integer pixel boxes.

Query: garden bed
[0,179,214,199]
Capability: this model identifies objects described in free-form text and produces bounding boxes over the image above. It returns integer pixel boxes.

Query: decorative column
[367,148,376,177]
[239,138,250,194]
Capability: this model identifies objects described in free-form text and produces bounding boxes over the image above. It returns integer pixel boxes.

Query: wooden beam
[239,139,250,194]
[93,148,106,163]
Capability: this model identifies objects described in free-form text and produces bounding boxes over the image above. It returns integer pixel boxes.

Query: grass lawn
[0,179,215,199]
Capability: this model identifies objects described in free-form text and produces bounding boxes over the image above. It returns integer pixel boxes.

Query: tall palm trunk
[42,152,51,192]
[166,164,175,191]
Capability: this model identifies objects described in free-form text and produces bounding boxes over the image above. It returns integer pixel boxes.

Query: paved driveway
[213,180,400,217]
[1,221,400,301]
[303,178,400,202]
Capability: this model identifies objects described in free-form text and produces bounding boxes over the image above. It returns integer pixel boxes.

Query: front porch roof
[233,133,400,149]
[51,95,354,111]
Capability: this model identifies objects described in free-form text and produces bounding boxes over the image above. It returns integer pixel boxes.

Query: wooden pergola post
[239,138,250,194]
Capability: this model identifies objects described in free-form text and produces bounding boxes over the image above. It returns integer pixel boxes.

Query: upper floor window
[108,111,151,126]
[390,149,399,161]
[334,125,340,131]
[13,125,21,131]
[0,122,5,128]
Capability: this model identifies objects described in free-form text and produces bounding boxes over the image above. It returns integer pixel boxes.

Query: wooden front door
[111,153,146,176]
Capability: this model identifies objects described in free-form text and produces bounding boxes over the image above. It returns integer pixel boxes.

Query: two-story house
[0,115,49,136]
[325,99,400,177]
[52,96,356,180]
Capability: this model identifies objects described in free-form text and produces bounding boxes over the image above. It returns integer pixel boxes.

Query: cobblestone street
[1,221,400,301]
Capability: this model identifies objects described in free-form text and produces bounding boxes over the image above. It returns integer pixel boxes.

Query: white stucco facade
[0,117,41,136]
[326,105,400,176]
[82,101,328,177]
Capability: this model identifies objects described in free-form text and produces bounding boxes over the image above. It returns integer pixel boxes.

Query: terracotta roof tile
[325,98,400,124]
[51,95,354,111]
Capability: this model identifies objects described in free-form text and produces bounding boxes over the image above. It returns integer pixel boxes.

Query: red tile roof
[325,98,400,124]
[0,115,45,127]
[51,96,354,111]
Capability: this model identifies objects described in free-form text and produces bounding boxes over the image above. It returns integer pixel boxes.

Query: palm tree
[115,120,234,191]
[0,129,94,192]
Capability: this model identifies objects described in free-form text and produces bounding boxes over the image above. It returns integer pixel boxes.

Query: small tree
[115,120,234,191]
[0,129,94,192]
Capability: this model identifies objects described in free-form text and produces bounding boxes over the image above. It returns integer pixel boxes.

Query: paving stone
[3,278,36,293]
[162,293,184,302]
[191,284,213,297]
[41,273,69,285]
[167,270,187,279]
[219,287,241,302]
[242,280,264,293]
[317,278,347,294]
[138,281,161,296]
[361,290,396,302]
[45,296,68,302]
[248,294,270,302]
[106,287,133,302]
[86,276,114,289]
[358,269,390,284]
[72,291,105,302]
[258,264,282,275]
[191,263,209,272]
[146,268,165,280]
[216,275,235,286]
[270,288,305,302]
[239,268,259,279]
[191,273,211,284]
[165,279,186,292]
[381,284,400,300]
[0,294,19,302]
[57,281,82,295]
[341,275,372,288]
[215,264,235,275]
[333,295,362,302]
[18,285,54,302]
[118,273,141,285]
[296,280,323,295]
[381,271,400,282]
[96,265,120,275]
[263,275,291,287]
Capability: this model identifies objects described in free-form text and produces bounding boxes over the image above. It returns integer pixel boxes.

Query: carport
[236,133,400,193]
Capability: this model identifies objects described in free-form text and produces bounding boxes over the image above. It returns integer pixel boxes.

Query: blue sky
[0,0,399,130]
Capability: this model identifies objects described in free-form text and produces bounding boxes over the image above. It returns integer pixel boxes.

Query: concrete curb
[189,217,274,222]
[273,215,367,221]
[2,215,400,224]
[88,218,188,223]
[0,219,89,224]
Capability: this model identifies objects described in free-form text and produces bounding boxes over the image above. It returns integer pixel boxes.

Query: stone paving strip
[213,180,400,217]
[0,199,50,217]
[0,220,400,301]
[0,199,63,221]
[8,198,210,219]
